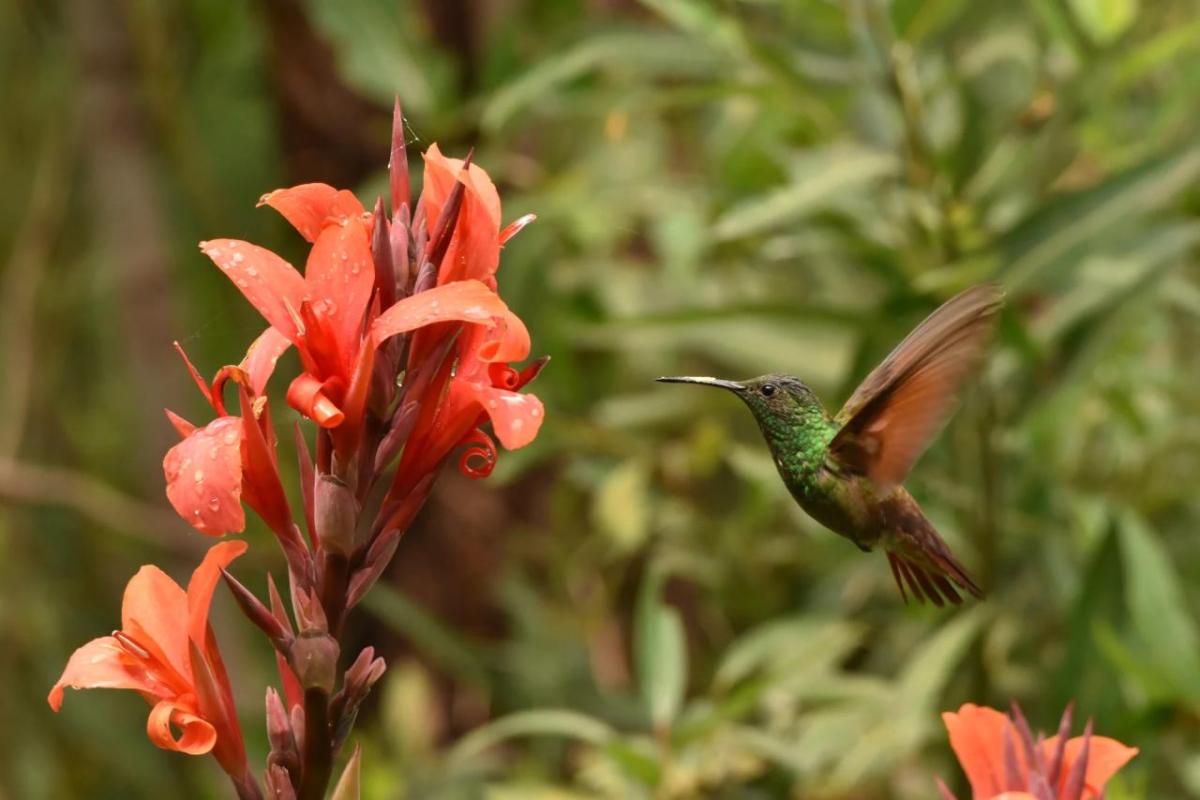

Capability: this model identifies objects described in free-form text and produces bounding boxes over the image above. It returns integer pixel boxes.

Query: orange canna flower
[939,703,1138,800]
[49,541,251,781]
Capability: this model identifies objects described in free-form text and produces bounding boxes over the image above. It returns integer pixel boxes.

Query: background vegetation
[4,0,1200,797]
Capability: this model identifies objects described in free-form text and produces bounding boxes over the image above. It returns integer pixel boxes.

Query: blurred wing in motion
[829,284,1004,494]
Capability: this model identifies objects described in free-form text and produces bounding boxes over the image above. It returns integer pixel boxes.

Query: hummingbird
[658,284,1004,605]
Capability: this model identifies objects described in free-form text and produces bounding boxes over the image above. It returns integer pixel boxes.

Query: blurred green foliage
[4,0,1200,797]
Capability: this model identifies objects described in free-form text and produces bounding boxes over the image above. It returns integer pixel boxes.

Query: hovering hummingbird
[659,284,1004,605]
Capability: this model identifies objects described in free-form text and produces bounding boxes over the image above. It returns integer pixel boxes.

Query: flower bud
[290,630,340,694]
[315,474,357,557]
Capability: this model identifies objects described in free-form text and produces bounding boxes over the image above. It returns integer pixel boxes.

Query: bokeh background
[4,0,1200,797]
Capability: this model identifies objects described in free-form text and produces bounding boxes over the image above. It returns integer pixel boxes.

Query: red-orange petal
[304,216,374,376]
[240,327,293,396]
[163,416,246,536]
[422,144,502,285]
[200,240,307,342]
[146,698,217,756]
[370,279,513,344]
[943,704,1011,798]
[186,540,249,651]
[475,312,531,364]
[1042,735,1138,798]
[121,565,192,686]
[258,183,341,243]
[48,636,168,711]
[456,380,544,450]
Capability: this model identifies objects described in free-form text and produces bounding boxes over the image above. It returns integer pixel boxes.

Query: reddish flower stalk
[938,702,1138,800]
[49,99,545,799]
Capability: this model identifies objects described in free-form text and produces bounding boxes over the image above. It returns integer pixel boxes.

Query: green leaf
[593,458,651,551]
[1117,509,1200,700]
[482,31,725,131]
[896,605,988,709]
[999,146,1200,289]
[1069,0,1139,45]
[445,710,616,768]
[713,146,898,240]
[634,570,688,729]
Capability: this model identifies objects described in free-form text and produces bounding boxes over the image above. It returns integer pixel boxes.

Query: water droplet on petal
[208,446,219,460]
[208,496,221,511]
[512,419,525,431]
[232,252,245,265]
[246,266,258,277]
[488,399,498,409]
[236,279,249,288]
[223,431,238,445]
[193,470,204,484]
[530,407,541,417]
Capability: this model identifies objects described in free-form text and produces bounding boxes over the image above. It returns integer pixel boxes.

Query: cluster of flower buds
[50,99,546,800]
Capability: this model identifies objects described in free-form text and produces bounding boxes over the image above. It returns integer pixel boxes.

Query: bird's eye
[760,384,776,397]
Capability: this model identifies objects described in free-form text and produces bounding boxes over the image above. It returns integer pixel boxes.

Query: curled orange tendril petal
[458,428,498,478]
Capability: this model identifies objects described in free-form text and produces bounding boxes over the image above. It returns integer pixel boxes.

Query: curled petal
[240,327,293,396]
[164,417,246,535]
[48,636,165,711]
[457,428,497,478]
[500,213,536,245]
[146,698,217,756]
[286,373,345,428]
[475,313,531,364]
[369,279,514,344]
[259,183,365,243]
[201,240,306,342]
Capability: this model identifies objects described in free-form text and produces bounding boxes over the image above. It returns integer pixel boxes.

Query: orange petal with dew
[304,216,374,373]
[240,327,293,396]
[259,183,363,243]
[164,416,246,535]
[201,240,307,342]
[370,279,512,343]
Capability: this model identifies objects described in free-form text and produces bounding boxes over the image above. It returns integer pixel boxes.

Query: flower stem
[299,687,332,800]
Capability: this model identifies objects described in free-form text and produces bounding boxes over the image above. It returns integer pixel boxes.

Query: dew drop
[236,279,249,288]
[512,419,525,431]
[208,496,221,511]
[232,252,245,265]
[193,470,204,484]
[223,431,238,445]
[488,399,498,409]
[246,266,258,277]
[530,407,541,417]
[208,446,219,460]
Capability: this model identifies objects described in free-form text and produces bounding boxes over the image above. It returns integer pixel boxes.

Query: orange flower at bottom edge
[939,703,1138,800]
[49,541,250,781]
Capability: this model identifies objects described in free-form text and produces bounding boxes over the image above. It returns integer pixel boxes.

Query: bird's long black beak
[656,376,744,392]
